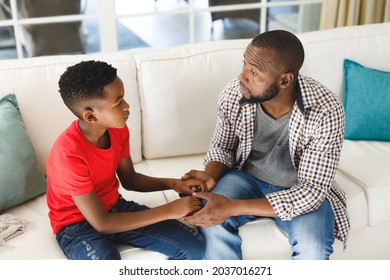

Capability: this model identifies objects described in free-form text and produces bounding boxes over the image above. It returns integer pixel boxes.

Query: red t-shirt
[46,120,130,233]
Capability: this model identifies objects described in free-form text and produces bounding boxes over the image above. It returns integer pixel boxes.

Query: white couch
[1,22,389,260]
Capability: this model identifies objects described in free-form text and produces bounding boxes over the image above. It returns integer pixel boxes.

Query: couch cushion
[239,171,370,259]
[240,218,290,260]
[338,140,390,226]
[0,94,47,211]
[134,154,205,178]
[0,51,142,171]
[334,172,367,232]
[0,187,173,259]
[135,40,250,159]
[298,23,390,103]
[343,59,390,141]
[0,194,65,259]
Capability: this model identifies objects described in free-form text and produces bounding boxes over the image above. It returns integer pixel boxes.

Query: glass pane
[207,0,260,39]
[194,11,213,43]
[82,19,101,54]
[115,0,189,16]
[209,10,260,40]
[0,0,95,58]
[210,9,260,25]
[208,0,259,7]
[0,26,18,60]
[296,3,321,33]
[83,0,100,53]
[115,0,155,15]
[267,3,321,33]
[83,0,99,15]
[16,0,83,19]
[118,14,190,49]
[19,22,84,57]
[117,20,149,51]
[195,0,260,42]
[193,0,209,10]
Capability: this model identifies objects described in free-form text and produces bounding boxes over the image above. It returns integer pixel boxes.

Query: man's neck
[260,94,296,120]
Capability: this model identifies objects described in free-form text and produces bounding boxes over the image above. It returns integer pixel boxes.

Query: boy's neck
[78,120,110,149]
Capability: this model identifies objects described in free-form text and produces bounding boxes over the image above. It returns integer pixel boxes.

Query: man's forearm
[205,161,230,184]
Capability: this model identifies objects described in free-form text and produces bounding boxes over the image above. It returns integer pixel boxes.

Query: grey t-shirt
[243,104,298,187]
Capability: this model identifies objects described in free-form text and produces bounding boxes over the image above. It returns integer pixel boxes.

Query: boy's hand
[183,192,232,227]
[166,196,203,218]
[182,169,216,191]
[171,178,206,197]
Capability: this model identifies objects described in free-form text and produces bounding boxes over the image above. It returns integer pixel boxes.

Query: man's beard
[242,80,279,103]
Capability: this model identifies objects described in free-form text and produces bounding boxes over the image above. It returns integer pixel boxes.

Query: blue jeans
[56,196,205,260]
[199,170,335,260]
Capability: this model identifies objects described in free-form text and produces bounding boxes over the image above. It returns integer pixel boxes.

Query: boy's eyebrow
[114,95,123,103]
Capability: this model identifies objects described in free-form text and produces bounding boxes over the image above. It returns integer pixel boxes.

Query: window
[0,0,322,60]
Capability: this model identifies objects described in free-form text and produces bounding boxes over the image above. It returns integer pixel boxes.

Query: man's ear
[82,107,97,123]
[279,72,294,89]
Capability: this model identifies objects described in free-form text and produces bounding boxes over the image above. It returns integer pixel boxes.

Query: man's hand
[171,178,206,197]
[182,169,216,192]
[183,192,234,227]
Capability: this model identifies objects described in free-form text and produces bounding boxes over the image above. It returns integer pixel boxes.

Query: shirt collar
[295,76,305,114]
[239,96,249,107]
[296,74,317,114]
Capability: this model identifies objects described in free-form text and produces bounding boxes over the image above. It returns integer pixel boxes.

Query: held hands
[183,192,233,227]
[180,169,231,226]
[168,169,232,224]
[166,196,203,218]
[181,169,216,192]
[171,178,207,197]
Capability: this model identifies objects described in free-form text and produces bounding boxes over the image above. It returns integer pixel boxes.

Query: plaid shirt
[204,75,350,247]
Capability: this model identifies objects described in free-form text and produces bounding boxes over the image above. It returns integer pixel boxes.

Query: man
[183,30,350,260]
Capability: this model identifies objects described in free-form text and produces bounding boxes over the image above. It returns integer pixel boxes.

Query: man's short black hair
[58,60,117,117]
[251,30,304,75]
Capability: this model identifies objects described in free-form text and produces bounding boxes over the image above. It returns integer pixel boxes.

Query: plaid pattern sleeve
[204,78,256,168]
[266,75,350,246]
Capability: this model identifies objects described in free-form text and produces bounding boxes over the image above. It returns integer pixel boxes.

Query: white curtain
[320,0,390,29]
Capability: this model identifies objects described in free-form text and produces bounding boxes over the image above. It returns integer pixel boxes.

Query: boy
[46,60,205,260]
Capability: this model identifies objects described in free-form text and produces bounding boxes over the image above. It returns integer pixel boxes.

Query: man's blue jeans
[56,196,205,260]
[199,170,335,260]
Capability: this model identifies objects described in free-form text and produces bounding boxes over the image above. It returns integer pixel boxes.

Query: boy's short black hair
[58,60,117,117]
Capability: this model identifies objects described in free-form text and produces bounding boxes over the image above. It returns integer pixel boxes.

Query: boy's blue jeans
[56,196,205,260]
[199,170,335,260]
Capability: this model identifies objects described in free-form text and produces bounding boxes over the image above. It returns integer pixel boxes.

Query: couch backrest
[133,22,390,160]
[134,39,250,159]
[2,22,389,171]
[0,52,142,173]
[298,22,390,103]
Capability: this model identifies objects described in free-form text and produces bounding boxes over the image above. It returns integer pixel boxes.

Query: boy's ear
[82,108,98,123]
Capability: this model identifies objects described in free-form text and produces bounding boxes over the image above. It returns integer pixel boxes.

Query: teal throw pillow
[0,94,47,211]
[344,59,390,141]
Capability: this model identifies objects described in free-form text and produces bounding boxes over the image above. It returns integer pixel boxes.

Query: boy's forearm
[94,204,175,234]
[122,172,174,192]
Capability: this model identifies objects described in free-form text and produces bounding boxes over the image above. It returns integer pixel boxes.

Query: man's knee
[291,237,334,260]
